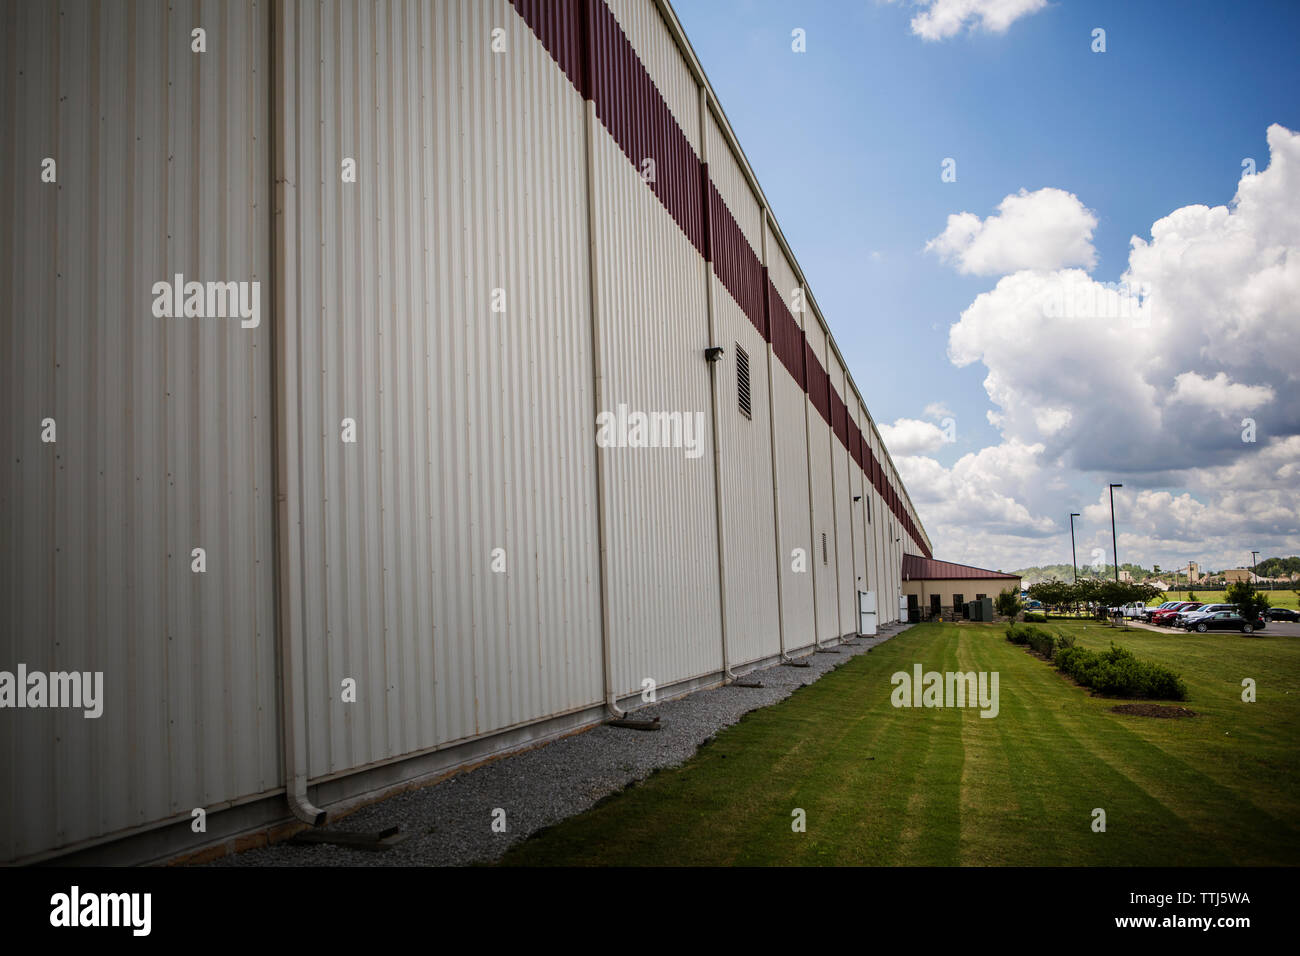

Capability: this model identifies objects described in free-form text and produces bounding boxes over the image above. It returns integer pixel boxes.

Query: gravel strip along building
[0,0,931,864]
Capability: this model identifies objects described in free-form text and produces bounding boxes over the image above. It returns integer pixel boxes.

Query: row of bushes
[1055,643,1188,700]
[1023,611,1048,623]
[1005,623,1073,657]
[1006,625,1187,700]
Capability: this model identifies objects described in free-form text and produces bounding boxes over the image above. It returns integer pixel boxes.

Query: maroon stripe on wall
[830,390,849,448]
[700,162,713,262]
[511,0,586,96]
[768,277,804,388]
[708,181,765,335]
[587,0,705,254]
[805,345,831,425]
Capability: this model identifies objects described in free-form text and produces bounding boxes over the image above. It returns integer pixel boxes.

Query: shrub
[1053,642,1187,700]
[1006,623,1056,656]
[1024,611,1048,623]
[1025,629,1057,658]
[995,588,1023,618]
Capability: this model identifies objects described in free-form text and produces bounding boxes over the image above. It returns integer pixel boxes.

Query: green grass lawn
[1159,589,1299,609]
[498,621,1300,866]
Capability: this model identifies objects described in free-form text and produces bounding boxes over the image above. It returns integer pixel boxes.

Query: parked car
[1264,607,1300,622]
[1185,610,1264,634]
[1142,601,1179,622]
[1153,602,1201,626]
[1106,602,1147,619]
[1178,603,1238,627]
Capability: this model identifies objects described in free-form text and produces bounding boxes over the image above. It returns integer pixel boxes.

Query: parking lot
[1125,618,1300,638]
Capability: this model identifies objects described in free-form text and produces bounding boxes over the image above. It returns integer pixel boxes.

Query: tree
[1028,579,1076,609]
[1095,580,1160,608]
[1224,581,1270,624]
[995,587,1023,618]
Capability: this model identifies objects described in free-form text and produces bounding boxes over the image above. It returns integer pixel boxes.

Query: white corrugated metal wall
[276,0,605,778]
[0,0,931,863]
[0,0,280,861]
[703,110,780,667]
[802,314,837,643]
[829,356,856,635]
[765,238,815,651]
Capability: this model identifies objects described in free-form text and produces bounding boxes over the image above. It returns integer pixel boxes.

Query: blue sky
[674,0,1300,574]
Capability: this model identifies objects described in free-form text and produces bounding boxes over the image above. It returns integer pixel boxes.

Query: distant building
[1148,579,1169,590]
[902,555,1022,622]
[1223,568,1254,584]
[1118,569,1133,582]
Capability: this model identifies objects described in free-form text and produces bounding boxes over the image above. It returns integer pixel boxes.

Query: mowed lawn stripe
[951,624,1152,865]
[955,625,1067,865]
[889,628,964,866]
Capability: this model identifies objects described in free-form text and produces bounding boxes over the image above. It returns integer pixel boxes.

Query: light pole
[1109,484,1123,582]
[1251,550,1259,588]
[1069,513,1080,584]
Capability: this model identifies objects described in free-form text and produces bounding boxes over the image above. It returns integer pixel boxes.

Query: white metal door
[859,590,877,636]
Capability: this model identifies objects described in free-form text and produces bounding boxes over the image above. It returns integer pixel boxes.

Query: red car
[1153,602,1202,626]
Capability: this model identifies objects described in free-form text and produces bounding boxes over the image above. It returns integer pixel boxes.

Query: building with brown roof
[901,555,1022,622]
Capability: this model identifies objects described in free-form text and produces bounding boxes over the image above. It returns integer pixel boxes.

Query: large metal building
[0,0,931,864]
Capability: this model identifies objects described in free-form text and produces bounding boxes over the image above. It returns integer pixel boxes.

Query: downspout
[846,414,859,638]
[699,90,736,683]
[759,211,791,662]
[827,385,843,641]
[800,296,821,652]
[579,0,623,718]
[270,0,325,826]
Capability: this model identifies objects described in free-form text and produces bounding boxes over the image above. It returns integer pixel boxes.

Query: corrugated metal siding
[766,235,804,388]
[800,315,837,642]
[605,0,699,153]
[865,426,885,616]
[849,402,871,601]
[766,241,814,650]
[828,360,856,633]
[768,275,803,387]
[589,0,704,256]
[712,286,780,666]
[0,0,279,862]
[770,361,815,650]
[709,180,765,335]
[705,111,763,257]
[277,0,604,779]
[590,122,722,695]
[510,0,585,95]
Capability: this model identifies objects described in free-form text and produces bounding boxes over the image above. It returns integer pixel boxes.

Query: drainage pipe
[270,0,325,826]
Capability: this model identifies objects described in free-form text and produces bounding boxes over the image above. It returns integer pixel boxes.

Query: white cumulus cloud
[902,0,1049,41]
[880,418,950,456]
[1168,371,1274,414]
[926,188,1098,275]
[916,125,1300,571]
